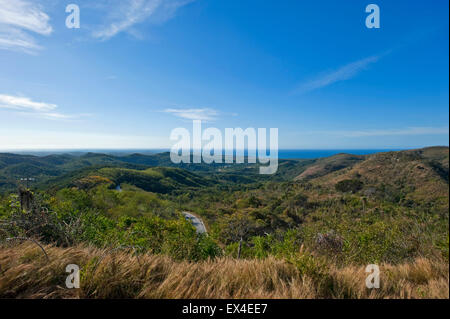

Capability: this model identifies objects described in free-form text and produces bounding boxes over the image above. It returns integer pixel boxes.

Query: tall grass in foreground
[0,243,448,299]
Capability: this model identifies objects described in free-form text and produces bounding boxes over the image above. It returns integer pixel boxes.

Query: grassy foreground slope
[0,243,448,299]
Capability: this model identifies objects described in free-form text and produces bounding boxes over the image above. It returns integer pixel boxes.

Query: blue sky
[0,0,448,150]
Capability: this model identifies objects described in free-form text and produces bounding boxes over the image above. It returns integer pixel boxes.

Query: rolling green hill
[0,147,448,198]
[96,167,213,193]
[0,151,307,192]
[37,166,213,194]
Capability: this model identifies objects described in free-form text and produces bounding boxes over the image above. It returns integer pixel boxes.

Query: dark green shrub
[335,179,363,193]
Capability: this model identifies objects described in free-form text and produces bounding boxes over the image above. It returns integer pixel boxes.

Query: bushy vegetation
[0,187,220,261]
[0,147,448,298]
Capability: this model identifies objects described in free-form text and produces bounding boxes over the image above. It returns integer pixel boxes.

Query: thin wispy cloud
[164,108,220,121]
[308,127,449,138]
[0,94,56,112]
[0,26,42,53]
[92,0,194,41]
[0,94,87,121]
[294,53,388,94]
[0,0,52,53]
[17,112,91,121]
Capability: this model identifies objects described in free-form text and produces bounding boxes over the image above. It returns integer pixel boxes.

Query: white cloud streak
[92,0,193,40]
[0,94,56,112]
[0,26,42,53]
[0,94,87,121]
[0,0,52,35]
[0,0,52,53]
[16,111,90,121]
[164,108,219,121]
[294,54,385,94]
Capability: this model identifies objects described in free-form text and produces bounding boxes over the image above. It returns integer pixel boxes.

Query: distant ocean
[276,149,401,159]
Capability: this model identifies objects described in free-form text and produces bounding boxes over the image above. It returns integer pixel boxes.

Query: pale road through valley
[116,185,207,233]
[182,212,207,234]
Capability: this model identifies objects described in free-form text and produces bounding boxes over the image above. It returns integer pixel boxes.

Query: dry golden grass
[0,243,448,299]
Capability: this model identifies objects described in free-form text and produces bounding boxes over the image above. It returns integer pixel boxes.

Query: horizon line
[0,147,412,152]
